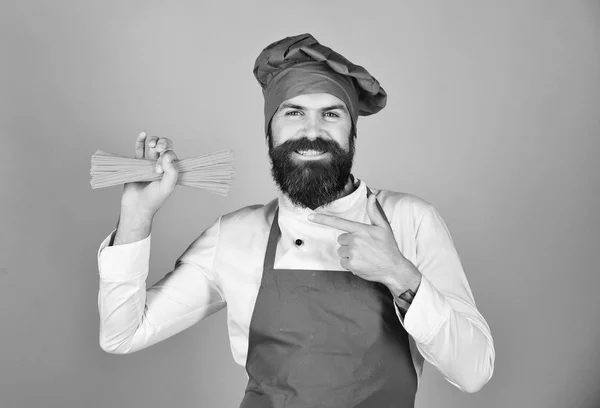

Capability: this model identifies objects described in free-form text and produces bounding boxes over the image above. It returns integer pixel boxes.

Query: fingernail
[156,165,162,173]
[150,141,156,147]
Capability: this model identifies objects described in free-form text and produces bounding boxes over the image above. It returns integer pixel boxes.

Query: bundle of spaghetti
[90,149,235,196]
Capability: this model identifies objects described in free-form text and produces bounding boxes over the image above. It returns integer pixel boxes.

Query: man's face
[268,93,355,209]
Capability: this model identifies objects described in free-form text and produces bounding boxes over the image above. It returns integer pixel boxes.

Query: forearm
[98,274,149,354]
[112,211,154,246]
[398,277,495,393]
[414,306,494,393]
[393,203,495,393]
[98,210,154,353]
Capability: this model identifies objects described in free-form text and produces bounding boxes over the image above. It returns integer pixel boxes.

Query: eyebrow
[279,103,348,113]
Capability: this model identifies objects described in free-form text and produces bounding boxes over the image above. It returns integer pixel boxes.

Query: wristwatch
[395,289,416,316]
[398,289,416,304]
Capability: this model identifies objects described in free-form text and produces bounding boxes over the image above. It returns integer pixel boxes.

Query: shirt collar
[277,175,368,219]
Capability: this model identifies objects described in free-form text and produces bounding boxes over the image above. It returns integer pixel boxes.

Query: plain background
[2,1,599,407]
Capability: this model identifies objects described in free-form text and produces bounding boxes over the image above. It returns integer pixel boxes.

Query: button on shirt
[97,178,495,393]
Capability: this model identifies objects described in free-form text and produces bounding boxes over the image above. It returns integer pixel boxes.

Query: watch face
[398,289,415,303]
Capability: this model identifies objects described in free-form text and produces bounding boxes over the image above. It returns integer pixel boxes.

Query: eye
[285,110,302,116]
[324,112,340,118]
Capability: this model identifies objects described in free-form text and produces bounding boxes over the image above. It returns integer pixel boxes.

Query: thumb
[160,152,179,192]
[367,193,390,229]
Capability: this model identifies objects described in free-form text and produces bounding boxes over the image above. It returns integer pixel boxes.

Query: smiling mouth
[295,149,328,157]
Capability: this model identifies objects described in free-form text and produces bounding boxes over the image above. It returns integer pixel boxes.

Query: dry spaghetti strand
[90,149,235,196]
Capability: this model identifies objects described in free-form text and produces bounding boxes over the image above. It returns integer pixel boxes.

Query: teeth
[297,150,324,156]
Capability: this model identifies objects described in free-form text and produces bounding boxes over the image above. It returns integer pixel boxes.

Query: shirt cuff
[97,229,152,282]
[394,274,451,344]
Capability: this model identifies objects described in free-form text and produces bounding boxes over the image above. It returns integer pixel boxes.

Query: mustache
[272,137,346,154]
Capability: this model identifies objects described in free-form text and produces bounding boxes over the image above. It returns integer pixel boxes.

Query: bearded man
[97,33,495,408]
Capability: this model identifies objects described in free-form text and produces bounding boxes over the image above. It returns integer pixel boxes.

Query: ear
[265,127,271,149]
[265,116,275,150]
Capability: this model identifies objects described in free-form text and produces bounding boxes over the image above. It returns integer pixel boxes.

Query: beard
[268,135,355,210]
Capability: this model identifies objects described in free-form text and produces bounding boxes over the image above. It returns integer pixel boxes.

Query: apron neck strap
[263,207,281,271]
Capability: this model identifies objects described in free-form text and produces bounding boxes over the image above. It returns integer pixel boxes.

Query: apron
[239,188,417,408]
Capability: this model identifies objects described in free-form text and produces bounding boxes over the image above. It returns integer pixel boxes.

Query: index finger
[135,131,147,159]
[308,213,368,233]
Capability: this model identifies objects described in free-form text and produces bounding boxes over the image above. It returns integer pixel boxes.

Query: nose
[303,114,323,140]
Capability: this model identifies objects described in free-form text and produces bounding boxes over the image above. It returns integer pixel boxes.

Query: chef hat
[253,33,387,136]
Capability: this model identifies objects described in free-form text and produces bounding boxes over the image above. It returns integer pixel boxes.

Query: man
[97,33,495,407]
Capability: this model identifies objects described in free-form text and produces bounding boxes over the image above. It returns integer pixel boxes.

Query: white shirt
[97,178,495,393]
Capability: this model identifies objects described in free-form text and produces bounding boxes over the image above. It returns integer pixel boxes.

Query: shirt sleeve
[394,204,495,393]
[97,217,227,354]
